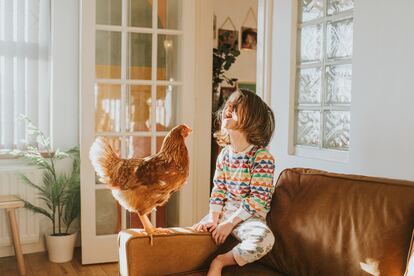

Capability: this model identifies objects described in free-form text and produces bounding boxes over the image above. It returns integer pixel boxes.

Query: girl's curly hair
[214,89,275,147]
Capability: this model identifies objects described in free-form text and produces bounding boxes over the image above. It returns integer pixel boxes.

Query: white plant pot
[45,231,77,263]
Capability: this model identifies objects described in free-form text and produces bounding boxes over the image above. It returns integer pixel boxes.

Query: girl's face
[222,95,240,130]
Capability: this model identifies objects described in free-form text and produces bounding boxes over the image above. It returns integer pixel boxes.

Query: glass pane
[95,136,122,184]
[299,24,322,63]
[297,67,322,104]
[328,0,354,15]
[296,110,321,146]
[326,64,352,104]
[126,85,152,131]
[127,33,152,80]
[156,86,180,131]
[126,136,152,158]
[96,31,121,79]
[95,84,121,132]
[300,0,323,22]
[96,189,120,235]
[157,35,181,81]
[96,0,121,25]
[128,0,152,28]
[324,111,350,149]
[327,19,353,60]
[158,0,182,29]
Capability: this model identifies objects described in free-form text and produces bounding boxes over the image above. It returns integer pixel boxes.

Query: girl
[192,89,276,275]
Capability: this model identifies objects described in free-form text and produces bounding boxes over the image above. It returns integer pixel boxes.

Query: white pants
[206,203,275,266]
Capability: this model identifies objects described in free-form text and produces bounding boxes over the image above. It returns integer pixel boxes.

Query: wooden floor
[0,248,118,276]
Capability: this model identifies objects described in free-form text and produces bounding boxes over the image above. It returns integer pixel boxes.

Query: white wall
[270,0,414,181]
[213,0,258,83]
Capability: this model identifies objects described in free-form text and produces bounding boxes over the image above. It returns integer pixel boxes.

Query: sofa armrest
[118,227,220,276]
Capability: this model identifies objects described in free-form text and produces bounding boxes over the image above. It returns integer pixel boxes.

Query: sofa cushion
[169,262,284,276]
[118,228,218,275]
[264,168,414,275]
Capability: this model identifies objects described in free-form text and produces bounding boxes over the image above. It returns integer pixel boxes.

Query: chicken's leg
[138,213,173,245]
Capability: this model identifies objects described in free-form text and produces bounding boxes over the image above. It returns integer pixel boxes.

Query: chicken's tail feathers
[89,137,120,185]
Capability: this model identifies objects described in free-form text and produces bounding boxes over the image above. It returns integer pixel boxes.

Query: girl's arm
[193,149,228,233]
[209,149,228,213]
[234,150,275,221]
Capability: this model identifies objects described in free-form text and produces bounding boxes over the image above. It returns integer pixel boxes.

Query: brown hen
[89,124,191,244]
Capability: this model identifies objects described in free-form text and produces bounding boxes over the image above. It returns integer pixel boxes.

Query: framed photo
[218,29,239,51]
[241,27,257,50]
[238,82,256,93]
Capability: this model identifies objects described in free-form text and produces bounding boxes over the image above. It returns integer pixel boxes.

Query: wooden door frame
[257,0,274,105]
[189,0,274,223]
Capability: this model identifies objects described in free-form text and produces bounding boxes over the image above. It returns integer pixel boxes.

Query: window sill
[0,154,18,160]
[291,146,349,163]
[0,150,55,159]
[0,151,36,170]
[0,159,36,171]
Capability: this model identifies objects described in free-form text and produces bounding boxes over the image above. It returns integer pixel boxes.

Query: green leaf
[19,174,47,195]
[54,149,69,160]
[20,200,53,220]
[16,116,81,234]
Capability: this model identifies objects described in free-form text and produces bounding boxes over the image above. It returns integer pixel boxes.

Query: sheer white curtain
[0,0,50,150]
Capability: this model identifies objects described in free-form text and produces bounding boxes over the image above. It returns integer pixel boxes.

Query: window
[294,0,353,154]
[0,0,50,150]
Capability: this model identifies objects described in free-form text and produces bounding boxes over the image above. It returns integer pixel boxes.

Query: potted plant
[13,117,80,263]
[212,32,240,112]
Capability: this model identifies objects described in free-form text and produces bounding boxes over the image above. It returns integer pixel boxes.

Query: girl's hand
[192,221,217,232]
[211,221,234,245]
[192,222,208,232]
[192,212,220,232]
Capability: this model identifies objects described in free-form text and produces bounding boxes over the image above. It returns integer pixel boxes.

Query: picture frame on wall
[241,27,257,50]
[218,29,239,51]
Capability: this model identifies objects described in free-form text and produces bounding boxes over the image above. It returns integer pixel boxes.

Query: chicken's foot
[138,213,173,245]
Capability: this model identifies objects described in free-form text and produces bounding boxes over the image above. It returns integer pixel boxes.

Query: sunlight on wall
[359,258,379,276]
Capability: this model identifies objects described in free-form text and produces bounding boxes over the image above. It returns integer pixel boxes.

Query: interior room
[0,0,413,275]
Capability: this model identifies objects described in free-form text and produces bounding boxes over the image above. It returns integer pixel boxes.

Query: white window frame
[289,0,353,163]
[80,0,199,264]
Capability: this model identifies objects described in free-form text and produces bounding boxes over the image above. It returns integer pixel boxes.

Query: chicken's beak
[184,128,192,138]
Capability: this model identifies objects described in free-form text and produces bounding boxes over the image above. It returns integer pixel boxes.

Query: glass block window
[295,0,353,151]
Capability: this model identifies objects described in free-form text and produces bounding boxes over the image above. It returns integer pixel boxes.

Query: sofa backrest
[264,168,414,276]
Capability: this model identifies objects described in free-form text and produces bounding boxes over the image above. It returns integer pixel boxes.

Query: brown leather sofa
[118,168,414,275]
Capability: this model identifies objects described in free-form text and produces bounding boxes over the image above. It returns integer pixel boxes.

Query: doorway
[210,0,273,188]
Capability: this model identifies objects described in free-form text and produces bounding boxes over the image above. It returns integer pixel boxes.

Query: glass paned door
[81,0,193,264]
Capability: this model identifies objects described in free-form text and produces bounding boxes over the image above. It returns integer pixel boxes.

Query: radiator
[0,166,41,246]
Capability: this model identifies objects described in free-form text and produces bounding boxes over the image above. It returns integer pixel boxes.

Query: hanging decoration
[217,16,239,51]
[241,7,258,50]
[213,14,217,39]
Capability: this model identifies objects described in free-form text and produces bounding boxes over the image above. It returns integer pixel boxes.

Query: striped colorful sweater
[209,145,276,220]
